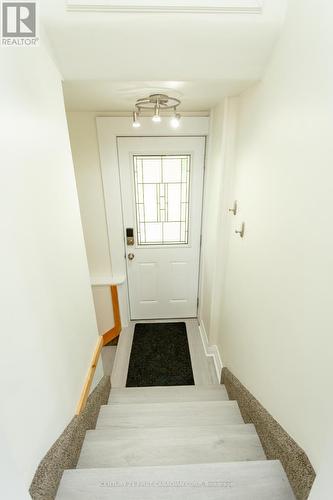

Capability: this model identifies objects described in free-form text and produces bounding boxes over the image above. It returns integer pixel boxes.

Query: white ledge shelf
[67,0,263,14]
[90,275,126,286]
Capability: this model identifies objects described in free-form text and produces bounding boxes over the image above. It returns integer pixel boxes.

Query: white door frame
[96,116,210,327]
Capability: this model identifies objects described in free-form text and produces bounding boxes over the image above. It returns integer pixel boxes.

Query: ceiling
[42,0,287,111]
[63,79,255,112]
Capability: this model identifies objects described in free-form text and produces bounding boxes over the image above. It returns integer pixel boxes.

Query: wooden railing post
[102,285,122,346]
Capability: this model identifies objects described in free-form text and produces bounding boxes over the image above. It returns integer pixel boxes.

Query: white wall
[207,0,333,471]
[309,435,333,500]
[67,112,112,279]
[0,432,30,500]
[200,100,238,348]
[0,44,102,487]
[67,112,115,332]
[200,103,225,339]
[92,286,115,334]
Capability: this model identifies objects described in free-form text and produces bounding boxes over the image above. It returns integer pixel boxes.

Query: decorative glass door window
[133,155,191,245]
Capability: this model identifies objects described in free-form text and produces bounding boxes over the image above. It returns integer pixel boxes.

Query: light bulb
[170,113,181,128]
[132,111,141,128]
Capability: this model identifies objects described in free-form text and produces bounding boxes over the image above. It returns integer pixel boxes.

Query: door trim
[96,117,210,326]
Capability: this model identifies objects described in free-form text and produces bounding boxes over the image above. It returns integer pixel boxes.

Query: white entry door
[118,136,205,319]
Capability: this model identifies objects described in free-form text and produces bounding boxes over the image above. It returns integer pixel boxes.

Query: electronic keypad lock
[126,228,134,246]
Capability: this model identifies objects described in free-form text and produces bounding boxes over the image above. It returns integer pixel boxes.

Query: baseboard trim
[198,321,223,381]
[221,367,315,500]
[29,376,111,500]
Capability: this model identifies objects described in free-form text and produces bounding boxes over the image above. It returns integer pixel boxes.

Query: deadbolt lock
[126,228,134,246]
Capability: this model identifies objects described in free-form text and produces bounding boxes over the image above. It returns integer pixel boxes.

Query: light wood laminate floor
[111,319,219,388]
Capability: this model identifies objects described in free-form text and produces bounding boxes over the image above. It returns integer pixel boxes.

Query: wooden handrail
[75,284,122,415]
[75,335,104,415]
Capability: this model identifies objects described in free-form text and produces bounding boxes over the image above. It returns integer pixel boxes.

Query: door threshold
[130,317,198,323]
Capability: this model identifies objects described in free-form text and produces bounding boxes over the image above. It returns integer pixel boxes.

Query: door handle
[128,253,135,261]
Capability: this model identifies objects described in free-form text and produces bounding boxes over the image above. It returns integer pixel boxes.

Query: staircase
[56,385,295,499]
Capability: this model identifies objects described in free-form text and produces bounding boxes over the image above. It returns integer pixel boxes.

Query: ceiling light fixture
[132,94,181,128]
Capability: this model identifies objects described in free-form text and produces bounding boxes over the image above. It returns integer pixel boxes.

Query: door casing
[96,116,210,326]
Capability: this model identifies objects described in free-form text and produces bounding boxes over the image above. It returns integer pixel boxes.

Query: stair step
[96,400,243,429]
[57,461,295,499]
[77,424,265,468]
[108,385,228,404]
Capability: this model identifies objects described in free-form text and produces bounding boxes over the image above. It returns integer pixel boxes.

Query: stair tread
[77,424,266,468]
[96,400,243,429]
[57,461,295,499]
[108,385,228,404]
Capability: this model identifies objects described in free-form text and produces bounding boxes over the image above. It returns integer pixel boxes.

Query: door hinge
[197,297,199,309]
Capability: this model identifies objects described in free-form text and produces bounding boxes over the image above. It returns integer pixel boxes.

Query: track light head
[152,104,161,123]
[170,111,181,128]
[132,111,141,128]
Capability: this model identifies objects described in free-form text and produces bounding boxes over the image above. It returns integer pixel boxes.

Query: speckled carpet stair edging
[29,375,111,500]
[221,367,315,500]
